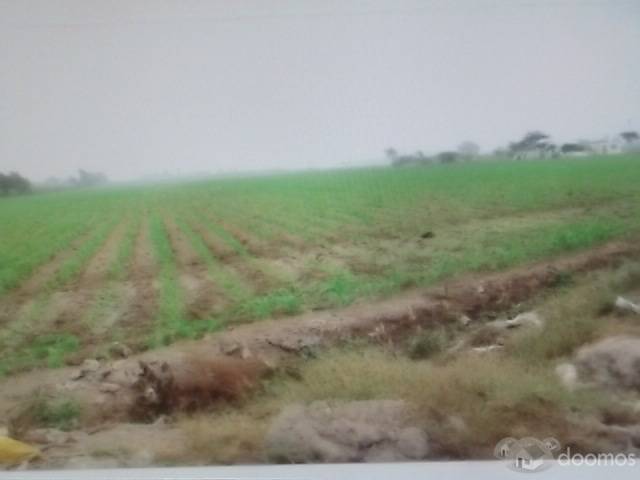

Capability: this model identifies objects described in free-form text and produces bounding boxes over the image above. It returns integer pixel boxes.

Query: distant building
[578,137,623,155]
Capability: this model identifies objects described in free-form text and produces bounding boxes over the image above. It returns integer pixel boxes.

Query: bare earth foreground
[3,238,640,469]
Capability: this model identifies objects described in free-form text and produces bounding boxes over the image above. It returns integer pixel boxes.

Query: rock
[99,382,121,393]
[488,311,544,330]
[109,342,132,359]
[240,343,253,360]
[510,311,544,329]
[472,344,503,354]
[575,336,640,391]
[614,296,640,315]
[265,400,429,463]
[82,359,100,372]
[555,363,579,390]
[221,341,241,356]
[458,314,472,327]
[70,359,101,380]
[267,335,321,354]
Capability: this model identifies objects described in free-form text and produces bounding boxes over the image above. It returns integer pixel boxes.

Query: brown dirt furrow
[188,221,236,263]
[115,220,158,349]
[215,219,270,257]
[0,230,94,326]
[2,237,638,427]
[192,220,280,294]
[43,223,129,338]
[79,222,128,287]
[164,218,227,319]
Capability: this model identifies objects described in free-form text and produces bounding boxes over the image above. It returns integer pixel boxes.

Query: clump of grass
[407,329,449,359]
[238,287,303,320]
[170,411,268,465]
[607,261,640,292]
[255,347,603,456]
[505,280,611,362]
[10,395,82,436]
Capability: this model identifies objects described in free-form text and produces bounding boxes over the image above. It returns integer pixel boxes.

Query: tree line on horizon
[387,130,640,167]
[0,169,108,198]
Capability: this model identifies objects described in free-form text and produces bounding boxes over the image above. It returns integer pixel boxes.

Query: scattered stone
[240,343,253,360]
[575,336,640,391]
[488,311,544,330]
[614,296,640,315]
[458,314,472,327]
[99,383,121,394]
[109,342,132,359]
[555,363,579,391]
[82,359,100,372]
[265,400,429,463]
[70,359,101,380]
[221,341,241,356]
[267,335,321,354]
[471,344,503,354]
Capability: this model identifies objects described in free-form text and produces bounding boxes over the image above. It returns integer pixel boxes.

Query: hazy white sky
[1,0,639,181]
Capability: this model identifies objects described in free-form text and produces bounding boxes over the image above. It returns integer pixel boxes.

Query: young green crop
[1,154,640,374]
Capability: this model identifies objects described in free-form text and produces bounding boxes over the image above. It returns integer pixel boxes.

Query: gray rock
[265,400,429,463]
[614,296,640,315]
[108,342,132,359]
[555,363,579,390]
[575,336,640,391]
[70,358,101,380]
[82,359,100,372]
[99,382,121,393]
[487,311,544,330]
[471,344,503,354]
[458,315,472,327]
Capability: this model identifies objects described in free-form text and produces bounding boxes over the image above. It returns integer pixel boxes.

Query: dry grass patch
[169,410,269,465]
[505,262,640,364]
[258,347,602,457]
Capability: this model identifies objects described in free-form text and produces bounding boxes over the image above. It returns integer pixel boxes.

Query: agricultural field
[1,155,640,376]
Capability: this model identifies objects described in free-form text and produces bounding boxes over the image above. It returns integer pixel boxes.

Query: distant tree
[72,169,108,188]
[384,148,399,162]
[620,131,639,143]
[560,143,587,154]
[508,131,551,159]
[0,171,31,196]
[0,173,8,196]
[457,141,480,159]
[436,151,459,164]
